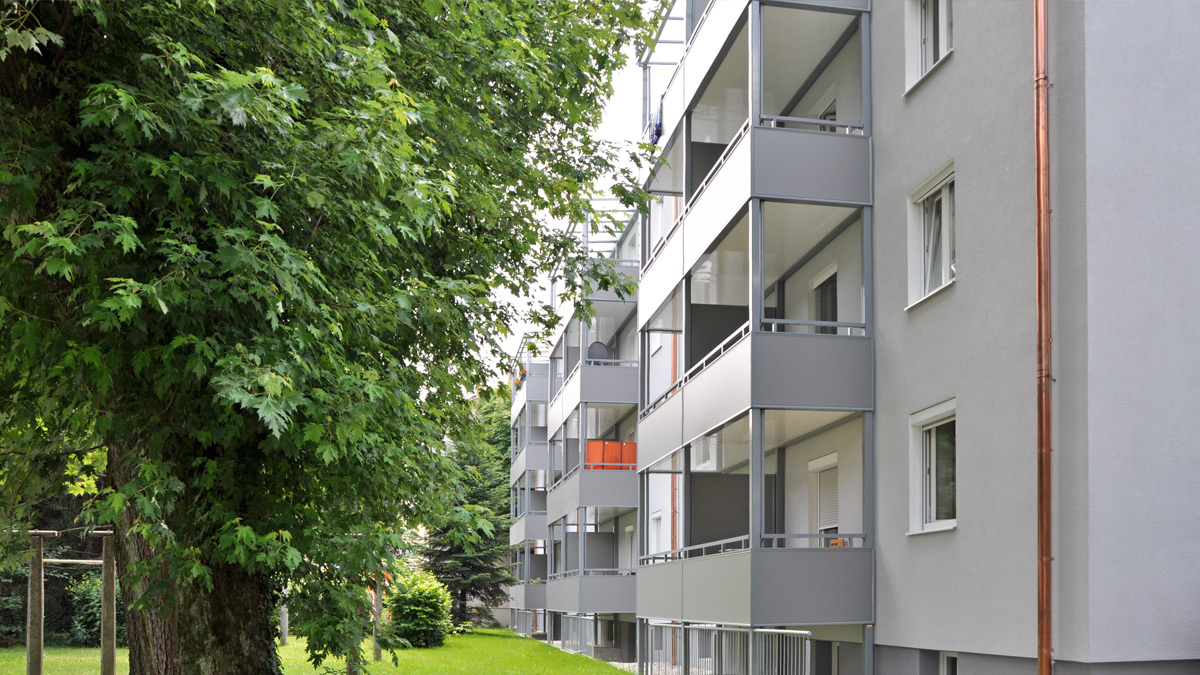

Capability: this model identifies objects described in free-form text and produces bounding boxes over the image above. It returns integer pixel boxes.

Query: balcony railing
[760,533,866,549]
[642,321,750,419]
[639,534,750,565]
[761,317,866,336]
[548,567,637,581]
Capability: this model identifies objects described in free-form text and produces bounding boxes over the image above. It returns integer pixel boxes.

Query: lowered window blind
[818,466,839,530]
[816,273,837,334]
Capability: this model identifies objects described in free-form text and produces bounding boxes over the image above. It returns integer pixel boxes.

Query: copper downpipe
[1034,0,1053,673]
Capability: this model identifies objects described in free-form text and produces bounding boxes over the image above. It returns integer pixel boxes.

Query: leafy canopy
[0,0,653,665]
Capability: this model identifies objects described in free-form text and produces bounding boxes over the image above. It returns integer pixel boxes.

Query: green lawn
[0,630,626,675]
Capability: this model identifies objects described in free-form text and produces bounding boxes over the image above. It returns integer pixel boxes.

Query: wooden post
[373,582,383,662]
[101,536,116,675]
[26,535,43,675]
[279,603,288,646]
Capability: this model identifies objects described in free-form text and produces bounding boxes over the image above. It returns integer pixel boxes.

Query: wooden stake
[26,535,43,675]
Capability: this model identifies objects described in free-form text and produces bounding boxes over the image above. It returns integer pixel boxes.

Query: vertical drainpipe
[1034,0,1053,673]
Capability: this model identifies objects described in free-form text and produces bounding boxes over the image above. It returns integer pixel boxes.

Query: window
[814,272,838,334]
[940,652,959,675]
[921,0,953,73]
[907,164,956,306]
[923,418,956,524]
[909,399,956,533]
[905,0,953,88]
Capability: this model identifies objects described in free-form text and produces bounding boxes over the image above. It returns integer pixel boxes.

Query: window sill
[905,278,956,311]
[904,50,954,97]
[907,520,957,536]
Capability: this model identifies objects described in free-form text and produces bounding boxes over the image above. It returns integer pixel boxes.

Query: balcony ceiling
[763,202,859,288]
[762,7,857,117]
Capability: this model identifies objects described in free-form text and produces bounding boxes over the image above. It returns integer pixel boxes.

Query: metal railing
[761,318,867,336]
[644,120,751,272]
[639,535,750,565]
[760,114,866,135]
[640,322,750,420]
[690,625,751,675]
[583,358,639,368]
[752,629,813,675]
[548,567,636,581]
[760,533,866,549]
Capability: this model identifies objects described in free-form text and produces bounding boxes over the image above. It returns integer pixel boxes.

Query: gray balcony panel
[637,561,683,620]
[580,575,637,614]
[638,394,684,470]
[751,127,871,205]
[639,227,684,330]
[587,263,640,302]
[682,136,753,276]
[752,548,873,624]
[548,469,639,524]
[510,441,548,486]
[579,363,639,405]
[546,576,579,614]
[510,372,549,424]
[681,551,752,625]
[751,332,873,410]
[682,0,751,110]
[682,334,752,444]
[509,583,547,611]
[509,512,546,546]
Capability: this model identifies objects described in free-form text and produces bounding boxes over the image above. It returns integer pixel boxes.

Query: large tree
[0,1,649,673]
[420,386,514,625]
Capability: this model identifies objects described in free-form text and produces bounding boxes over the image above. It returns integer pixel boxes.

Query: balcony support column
[749,198,764,332]
[865,623,875,675]
[681,446,692,549]
[748,0,763,127]
[863,411,876,547]
[749,408,766,548]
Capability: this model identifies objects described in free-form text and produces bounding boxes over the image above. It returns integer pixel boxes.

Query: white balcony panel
[750,126,871,206]
[510,512,547,546]
[682,334,752,445]
[682,551,753,625]
[660,72,685,154]
[682,0,751,110]
[510,441,549,486]
[682,133,753,275]
[638,394,685,470]
[510,372,549,424]
[547,391,566,441]
[638,227,685,330]
[751,332,873,410]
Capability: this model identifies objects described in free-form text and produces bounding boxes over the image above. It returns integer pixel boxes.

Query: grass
[0,645,131,675]
[0,630,626,675]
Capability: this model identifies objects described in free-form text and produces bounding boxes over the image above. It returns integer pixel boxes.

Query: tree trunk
[115,522,282,675]
[110,445,281,675]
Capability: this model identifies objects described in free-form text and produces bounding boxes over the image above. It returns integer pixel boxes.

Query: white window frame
[808,452,839,546]
[907,164,956,308]
[905,0,954,90]
[908,399,957,534]
[940,651,959,675]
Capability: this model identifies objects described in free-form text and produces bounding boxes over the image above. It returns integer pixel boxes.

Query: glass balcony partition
[642,285,685,413]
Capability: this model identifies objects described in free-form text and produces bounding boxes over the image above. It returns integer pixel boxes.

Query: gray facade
[513,0,1200,672]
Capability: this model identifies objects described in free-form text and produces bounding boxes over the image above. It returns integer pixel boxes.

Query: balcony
[510,510,547,546]
[546,570,638,615]
[639,329,871,468]
[547,361,639,437]
[510,440,549,486]
[509,581,547,611]
[636,546,872,625]
[511,361,550,424]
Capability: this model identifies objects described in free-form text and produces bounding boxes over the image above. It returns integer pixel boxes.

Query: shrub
[66,573,126,647]
[388,570,452,648]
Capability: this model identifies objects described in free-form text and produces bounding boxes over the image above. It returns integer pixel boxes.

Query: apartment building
[514,1,1200,673]
[510,214,643,665]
